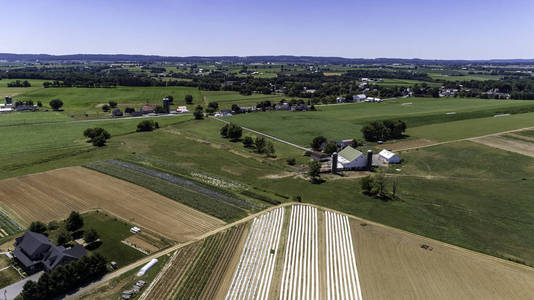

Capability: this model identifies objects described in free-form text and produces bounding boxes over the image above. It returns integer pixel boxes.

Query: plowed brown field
[351,218,534,299]
[0,166,224,242]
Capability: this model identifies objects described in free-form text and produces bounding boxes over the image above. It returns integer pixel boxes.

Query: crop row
[107,159,255,209]
[280,205,319,300]
[226,207,285,299]
[325,211,363,300]
[0,210,22,236]
[85,161,247,222]
[174,225,245,299]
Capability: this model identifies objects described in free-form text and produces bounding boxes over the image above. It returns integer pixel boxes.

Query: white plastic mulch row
[225,207,285,300]
[279,205,319,300]
[325,211,363,300]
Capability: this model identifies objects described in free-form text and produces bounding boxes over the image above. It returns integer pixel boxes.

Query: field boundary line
[210,116,311,151]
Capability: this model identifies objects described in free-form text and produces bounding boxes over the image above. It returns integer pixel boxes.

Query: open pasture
[471,135,534,157]
[225,97,534,146]
[0,166,224,241]
[200,90,286,108]
[0,78,48,98]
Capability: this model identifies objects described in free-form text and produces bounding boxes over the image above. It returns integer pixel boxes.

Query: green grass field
[200,90,287,108]
[0,78,48,98]
[0,211,22,244]
[375,78,441,87]
[13,86,202,117]
[77,211,147,267]
[224,97,534,146]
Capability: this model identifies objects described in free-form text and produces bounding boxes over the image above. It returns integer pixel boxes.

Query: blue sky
[1,0,533,59]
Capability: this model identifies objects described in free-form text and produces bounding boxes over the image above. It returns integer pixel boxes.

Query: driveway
[0,271,43,300]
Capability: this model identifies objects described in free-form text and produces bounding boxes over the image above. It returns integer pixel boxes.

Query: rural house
[141,105,156,114]
[311,151,331,163]
[378,149,401,164]
[335,146,367,170]
[13,231,87,274]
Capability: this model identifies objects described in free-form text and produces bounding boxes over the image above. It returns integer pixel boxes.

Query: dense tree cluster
[361,120,407,142]
[20,254,107,300]
[83,127,111,146]
[7,80,31,87]
[220,123,243,141]
[136,120,157,132]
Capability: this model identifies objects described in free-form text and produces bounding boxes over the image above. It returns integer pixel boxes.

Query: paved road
[0,271,43,300]
[210,116,311,152]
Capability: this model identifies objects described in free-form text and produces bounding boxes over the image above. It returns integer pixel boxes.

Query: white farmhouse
[336,146,367,170]
[353,94,366,102]
[378,149,401,164]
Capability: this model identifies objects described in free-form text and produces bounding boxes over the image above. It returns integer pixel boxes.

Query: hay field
[0,166,224,242]
[351,217,534,299]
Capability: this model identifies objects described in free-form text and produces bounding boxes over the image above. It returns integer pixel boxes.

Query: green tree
[185,94,193,104]
[28,221,47,234]
[208,102,219,110]
[83,127,110,147]
[84,228,99,244]
[308,161,322,183]
[136,120,155,132]
[21,281,40,300]
[102,104,110,112]
[266,142,276,157]
[254,136,267,153]
[360,175,373,194]
[108,101,117,108]
[49,99,63,110]
[287,158,296,165]
[242,136,253,148]
[311,136,327,151]
[65,211,84,232]
[324,143,337,155]
[227,124,242,141]
[56,229,72,246]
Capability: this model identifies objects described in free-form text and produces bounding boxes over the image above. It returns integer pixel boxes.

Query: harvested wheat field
[470,136,534,157]
[351,217,534,299]
[0,166,224,242]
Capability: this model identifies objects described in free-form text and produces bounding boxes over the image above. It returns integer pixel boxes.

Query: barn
[336,146,367,170]
[378,149,401,164]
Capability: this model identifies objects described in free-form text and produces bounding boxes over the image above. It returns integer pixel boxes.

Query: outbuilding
[378,149,401,164]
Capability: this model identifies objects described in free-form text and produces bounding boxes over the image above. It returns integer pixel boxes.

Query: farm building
[141,105,156,114]
[353,94,367,102]
[176,106,189,113]
[311,151,331,163]
[378,149,401,164]
[335,146,367,170]
[13,231,87,274]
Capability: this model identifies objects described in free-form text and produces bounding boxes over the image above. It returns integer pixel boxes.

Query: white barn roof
[379,149,397,159]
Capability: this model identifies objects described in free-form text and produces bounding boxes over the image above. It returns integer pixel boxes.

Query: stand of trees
[83,127,111,147]
[7,80,31,87]
[361,120,407,142]
[20,254,108,300]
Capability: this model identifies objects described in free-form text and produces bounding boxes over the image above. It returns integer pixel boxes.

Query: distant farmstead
[335,146,367,170]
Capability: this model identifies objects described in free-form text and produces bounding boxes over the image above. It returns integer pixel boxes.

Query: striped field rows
[280,205,319,300]
[325,210,363,300]
[226,207,285,299]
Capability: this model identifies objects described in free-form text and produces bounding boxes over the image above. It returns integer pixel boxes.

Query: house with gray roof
[13,231,87,274]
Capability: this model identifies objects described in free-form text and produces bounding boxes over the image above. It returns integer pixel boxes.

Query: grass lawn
[0,267,23,289]
[224,97,534,146]
[79,211,147,268]
[515,129,534,138]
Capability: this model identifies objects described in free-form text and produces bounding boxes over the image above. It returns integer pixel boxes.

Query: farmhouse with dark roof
[13,231,87,274]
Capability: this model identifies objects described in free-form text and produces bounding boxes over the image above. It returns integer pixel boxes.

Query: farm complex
[2,55,534,299]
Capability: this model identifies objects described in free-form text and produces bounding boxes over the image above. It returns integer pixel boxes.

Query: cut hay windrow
[325,211,363,300]
[225,207,284,299]
[279,205,319,300]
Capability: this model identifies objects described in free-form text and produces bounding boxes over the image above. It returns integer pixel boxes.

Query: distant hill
[1,53,534,65]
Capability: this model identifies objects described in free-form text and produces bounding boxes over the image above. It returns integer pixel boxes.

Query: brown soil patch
[471,136,534,158]
[124,236,160,254]
[385,138,436,151]
[262,171,295,179]
[350,219,534,299]
[507,133,534,143]
[0,167,225,242]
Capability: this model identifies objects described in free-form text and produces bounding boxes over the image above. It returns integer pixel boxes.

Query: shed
[378,149,401,164]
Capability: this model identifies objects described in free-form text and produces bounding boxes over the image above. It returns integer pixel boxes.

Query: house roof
[16,231,53,259]
[379,149,397,159]
[338,146,362,162]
